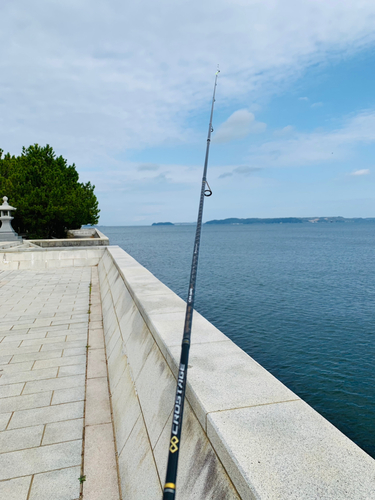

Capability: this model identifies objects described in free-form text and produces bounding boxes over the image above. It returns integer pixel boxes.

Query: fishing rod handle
[163,488,175,499]
[163,343,190,499]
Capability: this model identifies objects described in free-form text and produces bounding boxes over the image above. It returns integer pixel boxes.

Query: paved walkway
[0,266,120,500]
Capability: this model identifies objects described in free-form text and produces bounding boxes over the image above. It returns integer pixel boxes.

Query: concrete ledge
[98,247,240,499]
[0,229,108,250]
[67,228,106,239]
[99,245,375,500]
[28,228,109,247]
[0,247,106,270]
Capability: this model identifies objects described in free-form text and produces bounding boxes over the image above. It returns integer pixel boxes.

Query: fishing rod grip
[163,489,175,500]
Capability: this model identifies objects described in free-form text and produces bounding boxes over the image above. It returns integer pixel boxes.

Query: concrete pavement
[0,266,120,500]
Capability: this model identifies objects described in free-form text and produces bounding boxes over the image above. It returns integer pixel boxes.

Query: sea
[99,223,375,459]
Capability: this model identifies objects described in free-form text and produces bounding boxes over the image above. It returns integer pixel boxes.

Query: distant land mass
[205,217,375,225]
[152,222,174,226]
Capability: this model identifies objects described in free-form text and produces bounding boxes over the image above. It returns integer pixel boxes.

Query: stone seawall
[1,244,374,499]
[97,246,375,499]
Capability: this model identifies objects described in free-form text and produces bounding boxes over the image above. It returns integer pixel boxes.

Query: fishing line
[163,68,220,500]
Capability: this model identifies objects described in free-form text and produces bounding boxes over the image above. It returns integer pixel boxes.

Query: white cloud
[213,110,266,143]
[218,165,261,178]
[247,110,375,168]
[299,97,309,101]
[233,166,261,175]
[137,164,160,171]
[274,125,294,136]
[311,102,323,108]
[349,168,370,176]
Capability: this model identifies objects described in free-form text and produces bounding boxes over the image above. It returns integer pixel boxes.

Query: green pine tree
[0,144,100,238]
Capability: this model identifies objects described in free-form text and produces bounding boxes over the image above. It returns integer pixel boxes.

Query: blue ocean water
[100,223,375,459]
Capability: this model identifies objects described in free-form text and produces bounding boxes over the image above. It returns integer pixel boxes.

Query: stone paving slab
[0,360,34,372]
[0,440,82,481]
[43,418,84,446]
[23,373,86,394]
[33,354,86,370]
[83,424,119,500]
[0,424,44,453]
[29,466,81,500]
[0,475,32,500]
[0,391,52,413]
[52,386,85,405]
[8,401,84,429]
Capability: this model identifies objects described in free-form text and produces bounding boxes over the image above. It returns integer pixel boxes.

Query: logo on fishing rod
[172,364,185,436]
[169,436,179,453]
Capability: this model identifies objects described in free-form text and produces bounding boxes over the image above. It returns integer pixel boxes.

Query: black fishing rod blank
[163,69,220,500]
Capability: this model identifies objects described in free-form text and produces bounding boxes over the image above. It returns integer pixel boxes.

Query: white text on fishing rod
[172,364,186,435]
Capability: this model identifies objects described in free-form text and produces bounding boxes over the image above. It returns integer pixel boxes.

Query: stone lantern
[0,197,22,241]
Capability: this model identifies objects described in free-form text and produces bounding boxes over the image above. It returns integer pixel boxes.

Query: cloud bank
[2,0,375,161]
[2,0,375,222]
[247,111,375,168]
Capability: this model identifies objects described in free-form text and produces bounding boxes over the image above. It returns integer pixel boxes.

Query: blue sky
[1,0,375,224]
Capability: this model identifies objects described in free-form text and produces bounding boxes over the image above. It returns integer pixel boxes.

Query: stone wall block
[111,362,142,455]
[167,340,299,431]
[117,302,139,345]
[87,248,102,259]
[106,325,122,360]
[113,280,133,313]
[101,251,114,275]
[207,401,375,500]
[0,260,19,270]
[122,310,154,383]
[109,272,125,306]
[122,270,175,298]
[108,246,140,268]
[97,259,106,283]
[59,259,75,268]
[117,415,162,500]
[100,278,110,303]
[153,400,240,500]
[100,283,111,310]
[145,310,228,364]
[134,339,176,449]
[106,264,119,288]
[107,336,127,391]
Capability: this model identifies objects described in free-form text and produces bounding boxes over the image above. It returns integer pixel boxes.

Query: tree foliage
[0,144,100,238]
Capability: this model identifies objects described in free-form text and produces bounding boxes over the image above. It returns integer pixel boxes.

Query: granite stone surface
[0,263,120,500]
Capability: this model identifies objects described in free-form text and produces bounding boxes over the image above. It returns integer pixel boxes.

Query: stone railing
[0,247,105,270]
[98,246,375,499]
[29,228,109,247]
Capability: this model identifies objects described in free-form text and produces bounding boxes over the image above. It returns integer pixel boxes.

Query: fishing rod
[163,68,220,500]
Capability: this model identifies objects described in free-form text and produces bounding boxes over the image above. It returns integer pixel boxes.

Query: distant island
[205,217,375,225]
[152,222,174,226]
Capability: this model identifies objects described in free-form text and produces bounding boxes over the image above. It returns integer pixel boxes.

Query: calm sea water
[100,223,375,459]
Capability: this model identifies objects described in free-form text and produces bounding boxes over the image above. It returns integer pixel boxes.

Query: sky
[1,0,375,225]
